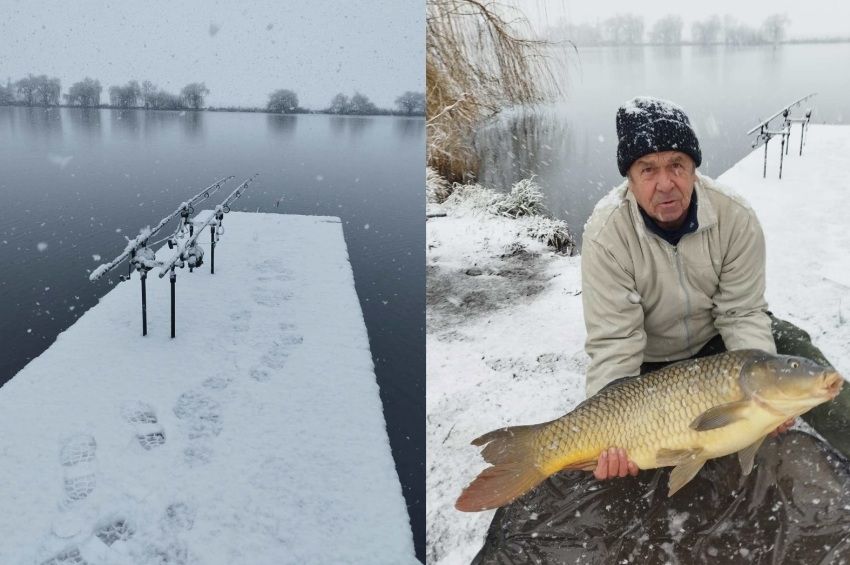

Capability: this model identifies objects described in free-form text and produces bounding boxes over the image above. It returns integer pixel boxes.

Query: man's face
[627,151,696,230]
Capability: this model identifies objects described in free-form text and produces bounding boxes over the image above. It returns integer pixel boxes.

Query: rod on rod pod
[89,176,234,281]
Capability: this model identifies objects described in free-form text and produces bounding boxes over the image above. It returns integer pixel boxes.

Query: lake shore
[427,124,850,563]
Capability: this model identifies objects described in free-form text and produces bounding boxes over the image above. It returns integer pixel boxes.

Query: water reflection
[22,107,62,138]
[346,116,372,137]
[761,43,785,67]
[329,115,374,138]
[0,106,16,133]
[181,111,204,138]
[607,45,645,64]
[329,116,347,135]
[266,113,298,137]
[143,110,181,138]
[476,108,570,191]
[654,46,684,80]
[110,109,139,137]
[394,117,424,139]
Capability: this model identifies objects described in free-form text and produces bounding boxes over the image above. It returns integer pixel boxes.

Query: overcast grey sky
[0,0,424,109]
[523,0,850,39]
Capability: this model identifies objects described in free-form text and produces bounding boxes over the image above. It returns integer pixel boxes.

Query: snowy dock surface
[426,124,850,564]
[0,212,415,565]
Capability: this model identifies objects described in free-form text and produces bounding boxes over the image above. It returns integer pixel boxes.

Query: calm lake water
[475,42,850,243]
[0,108,425,558]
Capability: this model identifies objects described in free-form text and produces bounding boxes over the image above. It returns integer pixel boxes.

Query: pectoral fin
[690,400,752,431]
[668,456,707,496]
[737,436,766,476]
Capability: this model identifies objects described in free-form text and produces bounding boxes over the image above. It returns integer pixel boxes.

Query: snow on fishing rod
[157,173,257,339]
[157,173,258,279]
[88,176,234,281]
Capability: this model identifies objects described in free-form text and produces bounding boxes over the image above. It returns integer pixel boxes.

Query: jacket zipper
[673,246,693,352]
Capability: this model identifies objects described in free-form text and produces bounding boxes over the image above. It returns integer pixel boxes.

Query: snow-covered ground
[0,212,416,565]
[426,124,850,564]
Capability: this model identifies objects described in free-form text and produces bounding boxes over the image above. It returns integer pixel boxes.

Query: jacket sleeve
[711,207,776,353]
[581,237,646,397]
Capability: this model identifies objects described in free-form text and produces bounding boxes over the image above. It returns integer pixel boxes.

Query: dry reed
[426,0,565,186]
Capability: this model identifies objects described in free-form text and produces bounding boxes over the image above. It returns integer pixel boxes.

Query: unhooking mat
[472,431,850,564]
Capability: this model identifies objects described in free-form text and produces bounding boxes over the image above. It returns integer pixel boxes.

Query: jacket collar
[623,172,718,242]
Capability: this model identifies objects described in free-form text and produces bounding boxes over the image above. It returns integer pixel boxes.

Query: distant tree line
[262,89,424,116]
[548,13,793,46]
[0,75,212,110]
[0,75,424,117]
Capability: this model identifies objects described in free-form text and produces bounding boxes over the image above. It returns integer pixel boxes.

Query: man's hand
[769,417,796,437]
[593,447,639,480]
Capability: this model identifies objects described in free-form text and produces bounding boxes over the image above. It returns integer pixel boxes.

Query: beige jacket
[581,173,776,396]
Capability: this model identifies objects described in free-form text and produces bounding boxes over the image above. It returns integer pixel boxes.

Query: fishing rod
[746,93,817,136]
[210,173,259,274]
[89,176,233,282]
[746,94,817,179]
[88,176,232,337]
[158,173,258,338]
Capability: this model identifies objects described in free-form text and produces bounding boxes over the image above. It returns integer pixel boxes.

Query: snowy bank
[0,212,416,565]
[426,124,850,564]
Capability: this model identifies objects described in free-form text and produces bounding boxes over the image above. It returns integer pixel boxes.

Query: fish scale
[456,349,843,511]
[541,355,737,472]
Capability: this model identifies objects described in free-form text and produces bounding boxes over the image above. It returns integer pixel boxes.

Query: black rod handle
[210,225,216,275]
[170,271,176,339]
[141,272,148,336]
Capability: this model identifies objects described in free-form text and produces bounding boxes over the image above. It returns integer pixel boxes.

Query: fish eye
[789,360,800,369]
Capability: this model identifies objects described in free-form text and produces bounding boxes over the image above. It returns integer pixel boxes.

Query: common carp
[456,350,844,512]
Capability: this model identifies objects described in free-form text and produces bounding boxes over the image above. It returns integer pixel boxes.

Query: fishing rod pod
[88,175,237,337]
[746,93,817,179]
[89,175,233,281]
[158,173,258,338]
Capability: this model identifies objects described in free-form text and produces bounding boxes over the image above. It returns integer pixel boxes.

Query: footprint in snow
[43,507,190,565]
[59,434,97,510]
[229,309,252,333]
[40,546,91,565]
[174,390,222,466]
[94,515,135,547]
[202,375,231,390]
[256,265,294,283]
[251,288,293,308]
[259,332,304,371]
[253,258,289,275]
[163,501,196,532]
[250,367,271,382]
[174,391,222,439]
[121,401,166,450]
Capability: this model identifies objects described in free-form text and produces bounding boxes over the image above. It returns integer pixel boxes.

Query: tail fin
[455,425,548,512]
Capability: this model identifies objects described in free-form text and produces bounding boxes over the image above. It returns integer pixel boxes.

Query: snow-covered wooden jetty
[426,124,850,564]
[0,212,416,565]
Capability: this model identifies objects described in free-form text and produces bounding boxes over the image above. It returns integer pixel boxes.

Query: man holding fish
[579,96,848,480]
[455,97,848,512]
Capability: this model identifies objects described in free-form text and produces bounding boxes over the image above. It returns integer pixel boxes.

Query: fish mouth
[823,371,844,399]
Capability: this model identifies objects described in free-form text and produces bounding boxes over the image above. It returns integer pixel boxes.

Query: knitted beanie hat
[616,96,701,176]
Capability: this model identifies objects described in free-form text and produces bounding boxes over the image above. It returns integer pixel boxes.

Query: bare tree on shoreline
[65,78,102,107]
[426,0,563,182]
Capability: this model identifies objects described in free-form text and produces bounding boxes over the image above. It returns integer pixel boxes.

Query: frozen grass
[440,175,577,254]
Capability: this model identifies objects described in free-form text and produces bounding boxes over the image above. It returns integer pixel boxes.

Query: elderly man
[581,96,847,480]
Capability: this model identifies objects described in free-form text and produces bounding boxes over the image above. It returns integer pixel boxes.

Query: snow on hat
[616,96,701,177]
